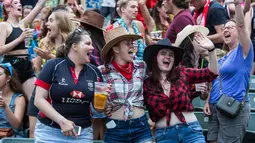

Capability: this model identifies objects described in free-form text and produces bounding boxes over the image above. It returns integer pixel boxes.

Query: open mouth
[128,49,134,55]
[87,51,92,57]
[47,27,51,33]
[163,61,170,66]
[17,7,22,12]
[224,32,231,38]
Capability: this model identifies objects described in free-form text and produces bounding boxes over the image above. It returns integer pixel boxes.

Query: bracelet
[208,48,215,52]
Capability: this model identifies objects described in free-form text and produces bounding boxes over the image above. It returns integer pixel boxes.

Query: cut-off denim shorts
[104,114,153,143]
[34,120,93,143]
[155,121,205,143]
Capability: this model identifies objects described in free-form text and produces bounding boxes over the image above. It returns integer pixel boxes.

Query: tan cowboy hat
[72,9,105,31]
[101,26,143,61]
[173,25,210,47]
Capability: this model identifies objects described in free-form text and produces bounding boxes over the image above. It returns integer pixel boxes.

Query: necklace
[161,79,171,95]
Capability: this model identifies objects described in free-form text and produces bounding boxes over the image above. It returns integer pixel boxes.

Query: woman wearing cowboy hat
[74,9,105,67]
[106,0,146,61]
[143,37,218,142]
[98,26,153,143]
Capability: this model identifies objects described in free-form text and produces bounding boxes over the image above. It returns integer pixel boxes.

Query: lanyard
[193,0,211,26]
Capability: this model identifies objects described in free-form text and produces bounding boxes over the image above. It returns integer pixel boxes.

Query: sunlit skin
[121,0,138,20]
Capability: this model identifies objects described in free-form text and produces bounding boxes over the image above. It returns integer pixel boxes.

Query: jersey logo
[87,80,94,91]
[70,90,85,99]
[59,77,68,86]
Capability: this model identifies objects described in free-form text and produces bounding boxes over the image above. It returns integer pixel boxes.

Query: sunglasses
[23,5,33,9]
[69,28,90,41]
[0,63,12,76]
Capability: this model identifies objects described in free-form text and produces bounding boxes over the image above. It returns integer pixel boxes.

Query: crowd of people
[0,0,254,142]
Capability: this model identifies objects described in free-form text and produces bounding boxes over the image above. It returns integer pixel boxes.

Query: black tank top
[5,24,26,51]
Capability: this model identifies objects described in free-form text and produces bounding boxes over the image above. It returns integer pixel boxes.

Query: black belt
[38,115,92,129]
[38,115,61,129]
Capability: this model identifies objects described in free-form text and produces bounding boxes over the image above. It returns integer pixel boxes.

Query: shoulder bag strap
[219,56,249,106]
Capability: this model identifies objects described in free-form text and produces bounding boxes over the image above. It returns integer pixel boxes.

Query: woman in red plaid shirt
[143,37,218,143]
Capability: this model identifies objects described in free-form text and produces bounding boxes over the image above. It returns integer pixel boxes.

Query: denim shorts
[34,120,93,143]
[155,121,205,143]
[104,114,153,143]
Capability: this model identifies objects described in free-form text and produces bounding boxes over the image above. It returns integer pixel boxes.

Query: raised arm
[235,0,251,57]
[243,0,251,14]
[20,0,47,28]
[245,8,252,36]
[139,0,155,34]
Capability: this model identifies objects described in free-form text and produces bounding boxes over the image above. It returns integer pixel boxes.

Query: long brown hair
[148,51,180,92]
[3,0,13,21]
[152,0,171,31]
[0,66,26,98]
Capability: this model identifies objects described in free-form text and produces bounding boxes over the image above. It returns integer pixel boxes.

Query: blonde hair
[53,10,75,42]
[117,0,138,16]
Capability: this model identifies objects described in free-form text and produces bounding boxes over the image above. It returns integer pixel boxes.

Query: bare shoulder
[0,22,12,36]
[0,22,10,31]
[134,20,144,28]
[14,95,26,105]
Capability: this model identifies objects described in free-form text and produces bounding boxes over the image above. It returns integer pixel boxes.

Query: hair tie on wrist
[208,48,215,52]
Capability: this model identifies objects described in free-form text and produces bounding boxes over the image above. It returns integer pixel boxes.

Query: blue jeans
[104,114,153,143]
[155,121,205,143]
[34,120,93,143]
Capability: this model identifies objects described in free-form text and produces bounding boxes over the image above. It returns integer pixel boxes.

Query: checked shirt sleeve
[182,67,218,84]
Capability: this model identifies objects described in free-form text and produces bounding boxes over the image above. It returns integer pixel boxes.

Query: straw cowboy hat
[72,9,105,31]
[173,25,210,47]
[101,26,143,61]
[144,38,184,70]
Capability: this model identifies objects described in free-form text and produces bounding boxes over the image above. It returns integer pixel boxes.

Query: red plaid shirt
[143,67,217,126]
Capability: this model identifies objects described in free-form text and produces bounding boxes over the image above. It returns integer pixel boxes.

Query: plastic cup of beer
[94,82,109,110]
[195,82,207,92]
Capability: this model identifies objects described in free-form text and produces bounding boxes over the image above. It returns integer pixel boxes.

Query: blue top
[0,93,24,137]
[210,42,254,103]
[35,57,103,128]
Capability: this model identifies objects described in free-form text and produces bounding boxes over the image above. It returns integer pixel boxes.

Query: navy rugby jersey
[35,57,103,128]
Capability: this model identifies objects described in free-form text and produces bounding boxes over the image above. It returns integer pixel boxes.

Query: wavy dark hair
[152,0,171,31]
[0,66,26,98]
[80,9,105,55]
[148,50,180,92]
[180,33,196,68]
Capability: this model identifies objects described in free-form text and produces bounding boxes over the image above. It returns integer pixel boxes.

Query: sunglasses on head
[69,28,90,41]
[0,63,12,76]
